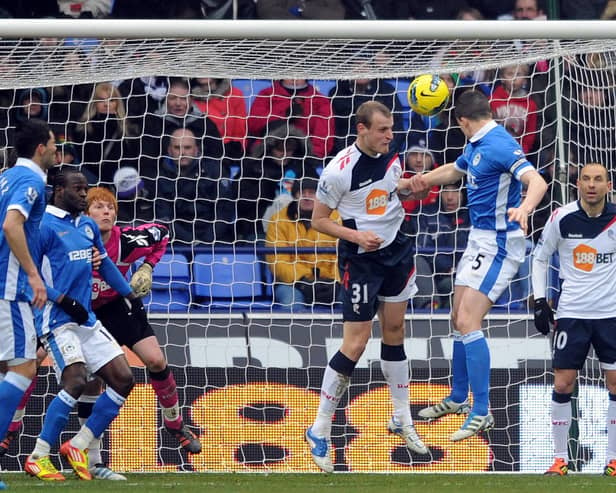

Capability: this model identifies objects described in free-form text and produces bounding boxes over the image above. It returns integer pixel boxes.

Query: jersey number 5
[472,253,485,270]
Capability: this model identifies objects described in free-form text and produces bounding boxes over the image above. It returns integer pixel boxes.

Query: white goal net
[1,19,615,474]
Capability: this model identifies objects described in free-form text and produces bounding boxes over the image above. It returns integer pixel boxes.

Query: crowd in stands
[0,0,615,311]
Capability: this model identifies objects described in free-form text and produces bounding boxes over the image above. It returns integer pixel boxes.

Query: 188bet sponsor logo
[573,244,614,272]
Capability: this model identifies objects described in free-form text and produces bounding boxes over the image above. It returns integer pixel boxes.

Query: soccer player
[79,186,201,466]
[0,119,56,490]
[305,101,427,473]
[403,90,547,441]
[24,169,147,481]
[532,162,616,477]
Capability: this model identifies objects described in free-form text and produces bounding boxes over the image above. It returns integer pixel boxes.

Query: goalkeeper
[532,162,616,477]
[83,186,202,459]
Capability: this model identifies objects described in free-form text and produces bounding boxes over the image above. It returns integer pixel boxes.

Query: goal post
[0,19,614,473]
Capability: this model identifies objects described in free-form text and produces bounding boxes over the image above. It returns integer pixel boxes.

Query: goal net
[1,19,615,474]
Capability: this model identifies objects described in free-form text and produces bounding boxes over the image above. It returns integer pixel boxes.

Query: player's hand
[91,246,102,271]
[533,297,554,335]
[507,206,530,234]
[407,174,430,200]
[126,293,148,326]
[28,272,47,309]
[130,263,153,297]
[58,294,89,325]
[355,230,384,252]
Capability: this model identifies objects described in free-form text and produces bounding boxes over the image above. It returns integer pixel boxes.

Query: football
[407,74,450,116]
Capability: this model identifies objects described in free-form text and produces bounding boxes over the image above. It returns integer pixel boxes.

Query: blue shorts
[338,232,417,322]
[0,300,37,363]
[552,318,616,370]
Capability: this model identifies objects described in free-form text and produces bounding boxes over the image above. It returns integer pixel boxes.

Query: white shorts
[455,228,526,302]
[0,300,37,364]
[42,320,123,383]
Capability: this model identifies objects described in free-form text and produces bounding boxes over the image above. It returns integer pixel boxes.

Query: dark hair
[49,166,84,205]
[453,90,492,121]
[356,101,391,128]
[291,177,319,197]
[14,118,51,159]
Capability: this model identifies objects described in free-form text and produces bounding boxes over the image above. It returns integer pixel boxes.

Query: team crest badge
[25,186,38,204]
[472,153,481,166]
[84,225,94,240]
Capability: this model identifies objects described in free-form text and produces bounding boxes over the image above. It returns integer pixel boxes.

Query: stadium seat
[309,79,337,97]
[192,252,272,310]
[231,79,273,112]
[142,253,191,312]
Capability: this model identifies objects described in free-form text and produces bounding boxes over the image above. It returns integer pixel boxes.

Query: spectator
[415,183,470,309]
[154,128,235,245]
[236,123,320,240]
[490,63,539,155]
[265,178,339,311]
[247,79,334,159]
[71,82,141,186]
[191,78,248,159]
[346,0,464,19]
[401,145,439,218]
[117,77,168,118]
[257,0,344,18]
[329,77,405,155]
[498,0,545,19]
[141,77,223,175]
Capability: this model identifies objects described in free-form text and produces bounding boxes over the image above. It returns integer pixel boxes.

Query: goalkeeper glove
[126,294,148,327]
[533,298,554,335]
[58,294,89,325]
[130,263,153,297]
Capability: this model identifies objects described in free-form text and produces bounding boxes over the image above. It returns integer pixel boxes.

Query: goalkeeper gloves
[126,294,148,327]
[58,294,89,325]
[130,262,153,297]
[533,298,554,335]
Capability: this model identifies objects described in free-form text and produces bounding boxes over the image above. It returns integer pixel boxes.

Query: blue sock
[0,372,31,440]
[463,331,490,416]
[39,390,76,446]
[449,334,469,403]
[85,388,126,438]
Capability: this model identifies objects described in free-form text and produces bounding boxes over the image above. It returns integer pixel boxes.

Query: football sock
[462,331,490,416]
[76,387,126,445]
[551,391,572,461]
[0,372,31,442]
[449,331,469,404]
[38,390,76,452]
[149,366,182,430]
[606,394,616,463]
[312,351,354,438]
[8,374,36,432]
[380,343,412,426]
[78,395,101,466]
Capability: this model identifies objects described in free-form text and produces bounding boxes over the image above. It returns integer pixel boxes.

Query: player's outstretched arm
[507,169,548,233]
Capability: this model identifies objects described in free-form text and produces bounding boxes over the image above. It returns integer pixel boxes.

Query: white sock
[381,359,412,426]
[31,438,51,459]
[606,399,616,463]
[79,416,102,466]
[311,365,349,438]
[552,400,571,461]
[70,425,95,451]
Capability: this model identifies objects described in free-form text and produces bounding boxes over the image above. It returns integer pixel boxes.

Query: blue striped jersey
[454,121,534,232]
[0,158,47,301]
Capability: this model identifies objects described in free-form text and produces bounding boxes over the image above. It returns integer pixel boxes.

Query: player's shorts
[41,320,124,383]
[338,231,417,322]
[455,228,525,302]
[94,296,155,348]
[0,300,37,364]
[552,318,616,370]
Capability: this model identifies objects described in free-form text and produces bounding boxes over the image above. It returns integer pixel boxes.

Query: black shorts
[552,318,616,370]
[94,296,155,349]
[338,231,415,322]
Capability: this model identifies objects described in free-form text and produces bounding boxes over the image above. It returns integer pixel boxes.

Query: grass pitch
[1,473,614,493]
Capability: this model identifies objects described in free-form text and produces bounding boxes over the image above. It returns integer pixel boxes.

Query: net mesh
[0,30,614,473]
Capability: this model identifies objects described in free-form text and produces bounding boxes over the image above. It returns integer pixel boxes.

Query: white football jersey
[532,201,616,319]
[316,144,404,254]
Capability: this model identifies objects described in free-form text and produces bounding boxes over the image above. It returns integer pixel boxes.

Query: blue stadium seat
[231,79,273,112]
[309,79,337,97]
[192,252,271,310]
[142,253,191,312]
